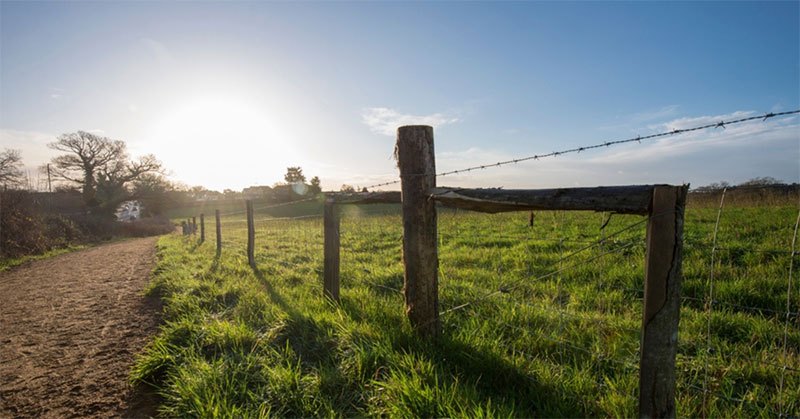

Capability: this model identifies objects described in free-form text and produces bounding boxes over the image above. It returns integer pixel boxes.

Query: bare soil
[0,237,162,418]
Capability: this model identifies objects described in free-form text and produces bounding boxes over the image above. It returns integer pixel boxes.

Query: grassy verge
[133,203,799,417]
[0,244,88,272]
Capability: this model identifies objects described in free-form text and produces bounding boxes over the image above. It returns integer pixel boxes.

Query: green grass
[133,201,799,417]
[0,244,88,272]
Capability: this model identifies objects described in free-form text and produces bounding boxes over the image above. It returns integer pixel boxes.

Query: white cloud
[630,105,679,123]
[361,107,459,136]
[141,38,173,66]
[592,110,798,164]
[49,87,65,100]
[598,105,680,131]
[0,129,58,172]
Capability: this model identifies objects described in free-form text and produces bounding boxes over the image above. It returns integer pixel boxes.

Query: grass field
[132,198,799,417]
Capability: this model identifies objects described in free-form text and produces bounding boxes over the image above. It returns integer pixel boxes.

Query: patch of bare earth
[0,237,162,418]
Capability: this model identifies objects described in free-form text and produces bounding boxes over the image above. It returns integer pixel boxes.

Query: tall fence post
[192,216,197,235]
[639,185,687,418]
[323,198,340,301]
[215,209,222,254]
[397,125,440,337]
[200,213,205,243]
[246,200,255,268]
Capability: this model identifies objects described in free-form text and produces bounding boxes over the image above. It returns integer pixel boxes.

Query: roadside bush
[0,191,50,258]
[115,216,175,237]
[1,190,175,260]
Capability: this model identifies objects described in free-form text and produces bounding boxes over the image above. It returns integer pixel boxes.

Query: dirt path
[0,237,162,418]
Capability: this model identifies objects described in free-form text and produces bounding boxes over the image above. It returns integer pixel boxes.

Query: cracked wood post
[215,209,222,253]
[639,185,688,419]
[246,200,255,268]
[200,213,205,243]
[323,198,340,302]
[397,125,440,337]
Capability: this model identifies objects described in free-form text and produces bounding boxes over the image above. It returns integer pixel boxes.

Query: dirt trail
[0,237,162,418]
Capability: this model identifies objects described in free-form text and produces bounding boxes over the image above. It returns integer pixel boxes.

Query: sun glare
[149,96,295,189]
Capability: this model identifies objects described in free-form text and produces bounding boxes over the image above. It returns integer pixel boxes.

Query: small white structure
[116,200,142,222]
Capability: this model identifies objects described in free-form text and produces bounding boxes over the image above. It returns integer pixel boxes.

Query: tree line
[0,131,340,217]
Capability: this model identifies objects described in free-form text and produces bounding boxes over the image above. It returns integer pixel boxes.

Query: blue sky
[1,1,798,191]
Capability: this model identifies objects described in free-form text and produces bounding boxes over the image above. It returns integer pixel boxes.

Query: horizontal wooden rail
[329,185,658,215]
[430,185,658,215]
[329,191,401,205]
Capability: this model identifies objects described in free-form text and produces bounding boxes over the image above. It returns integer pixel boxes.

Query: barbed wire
[217,195,321,217]
[680,295,798,318]
[362,110,800,190]
[685,384,785,418]
[779,209,800,418]
[439,238,640,317]
[471,310,641,372]
[703,188,727,415]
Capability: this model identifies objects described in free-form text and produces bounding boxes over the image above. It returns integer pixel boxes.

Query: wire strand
[363,110,800,190]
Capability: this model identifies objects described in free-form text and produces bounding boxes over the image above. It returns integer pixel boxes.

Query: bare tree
[739,176,782,187]
[48,131,163,211]
[0,149,24,188]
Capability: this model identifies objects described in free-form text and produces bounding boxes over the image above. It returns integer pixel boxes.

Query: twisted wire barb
[364,110,800,190]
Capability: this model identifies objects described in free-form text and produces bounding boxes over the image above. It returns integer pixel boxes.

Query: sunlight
[148,95,296,189]
[155,97,275,147]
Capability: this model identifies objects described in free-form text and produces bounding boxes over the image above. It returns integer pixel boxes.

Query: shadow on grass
[248,263,579,416]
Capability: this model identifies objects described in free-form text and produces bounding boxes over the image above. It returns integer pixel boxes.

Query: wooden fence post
[192,216,197,235]
[323,198,340,301]
[200,213,205,243]
[246,200,255,268]
[639,185,687,419]
[397,125,440,337]
[215,209,222,254]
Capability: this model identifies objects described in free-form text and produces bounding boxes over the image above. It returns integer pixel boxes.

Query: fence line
[179,185,796,417]
[172,118,797,416]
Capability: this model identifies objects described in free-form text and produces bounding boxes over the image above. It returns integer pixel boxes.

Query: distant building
[242,185,273,200]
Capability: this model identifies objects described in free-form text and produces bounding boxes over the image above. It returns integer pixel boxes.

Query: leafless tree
[0,149,24,188]
[48,131,163,211]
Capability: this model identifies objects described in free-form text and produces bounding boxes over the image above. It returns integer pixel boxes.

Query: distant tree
[694,181,731,193]
[284,167,306,184]
[222,189,242,200]
[309,176,321,194]
[48,131,163,212]
[739,177,782,187]
[361,187,368,193]
[340,184,356,193]
[0,149,24,188]
[132,174,175,215]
